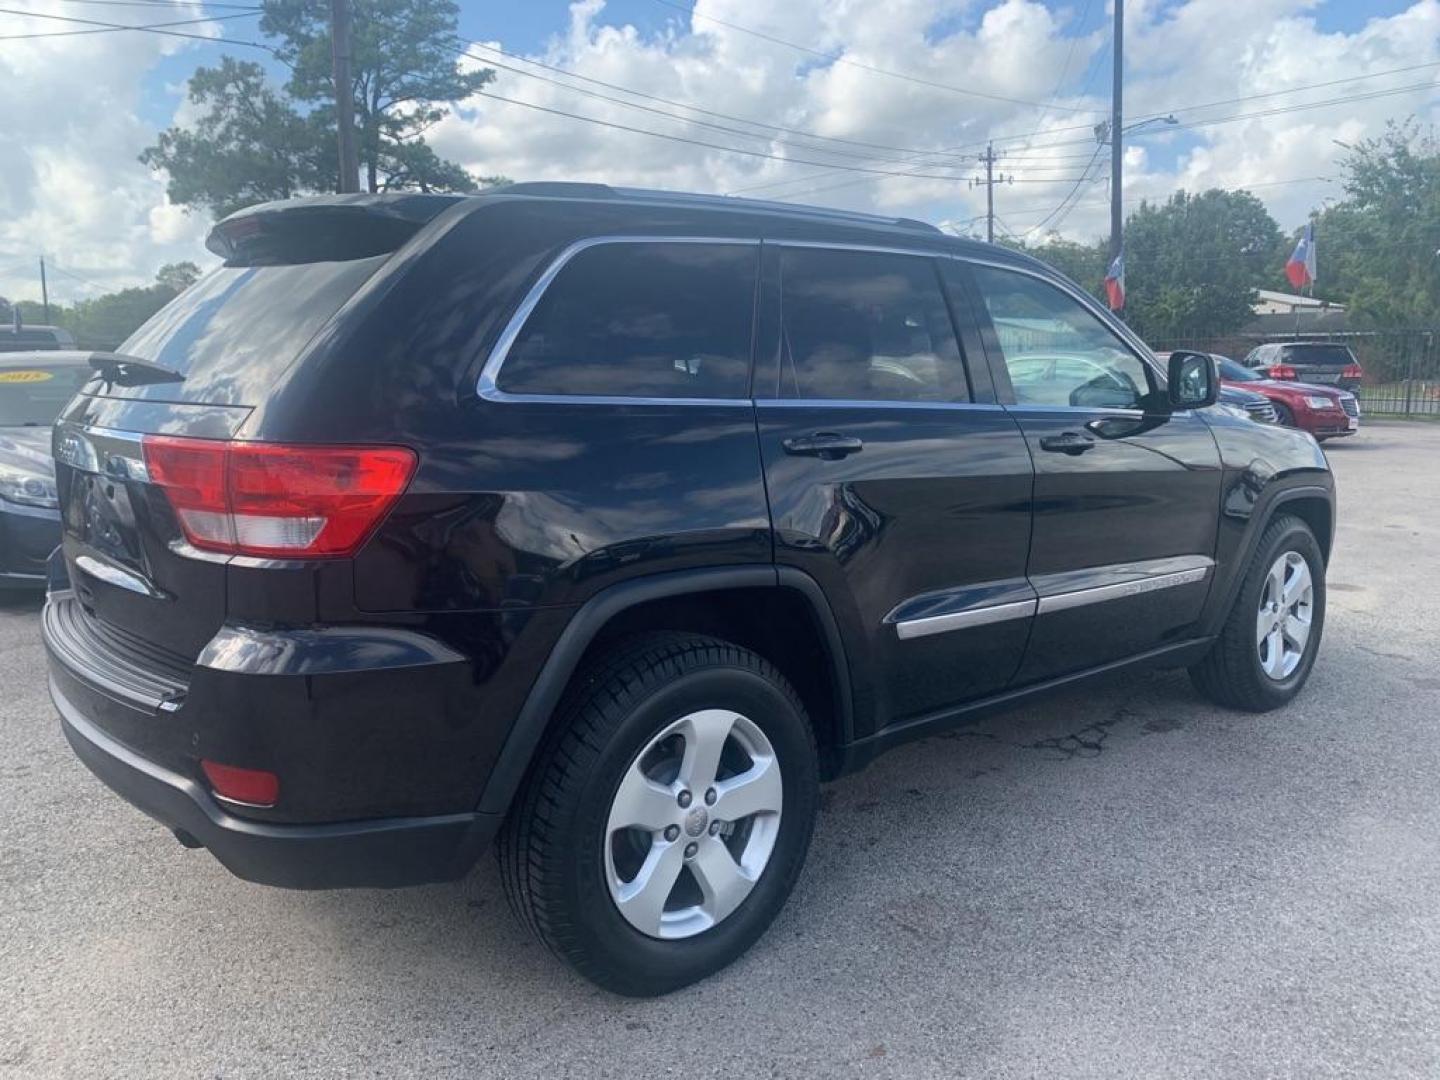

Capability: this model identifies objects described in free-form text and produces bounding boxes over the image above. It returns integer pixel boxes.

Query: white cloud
[0,0,217,305]
[433,0,1440,243]
[1,0,1437,309]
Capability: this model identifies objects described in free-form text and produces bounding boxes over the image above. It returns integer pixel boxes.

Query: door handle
[1039,431,1096,455]
[782,432,864,460]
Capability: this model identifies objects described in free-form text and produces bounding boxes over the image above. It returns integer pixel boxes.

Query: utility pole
[39,256,49,324]
[330,0,360,193]
[1110,0,1124,262]
[971,143,1012,244]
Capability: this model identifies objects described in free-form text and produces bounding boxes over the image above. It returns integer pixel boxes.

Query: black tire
[1189,514,1326,711]
[497,632,819,996]
[1273,401,1296,427]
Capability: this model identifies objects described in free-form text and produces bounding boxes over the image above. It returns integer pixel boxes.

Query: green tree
[143,0,499,218]
[261,0,495,193]
[1120,189,1283,339]
[1004,236,1109,299]
[156,261,202,293]
[1312,122,1440,327]
[141,58,333,219]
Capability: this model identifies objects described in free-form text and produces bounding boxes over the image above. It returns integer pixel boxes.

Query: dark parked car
[45,185,1335,996]
[0,324,77,353]
[1,353,92,588]
[1242,341,1363,390]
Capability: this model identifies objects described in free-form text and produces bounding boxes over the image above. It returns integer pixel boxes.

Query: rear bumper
[54,674,500,889]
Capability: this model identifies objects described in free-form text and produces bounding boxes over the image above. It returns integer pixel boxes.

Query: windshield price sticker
[0,370,55,384]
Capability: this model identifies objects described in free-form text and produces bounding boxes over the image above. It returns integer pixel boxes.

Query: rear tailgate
[50,196,453,661]
[1278,343,1356,385]
[54,398,250,659]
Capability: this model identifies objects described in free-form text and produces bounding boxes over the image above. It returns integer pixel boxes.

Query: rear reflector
[1342,363,1363,380]
[143,437,416,558]
[201,759,280,807]
[1267,364,1297,380]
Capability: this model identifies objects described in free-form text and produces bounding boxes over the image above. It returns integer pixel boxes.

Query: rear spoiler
[207,194,464,265]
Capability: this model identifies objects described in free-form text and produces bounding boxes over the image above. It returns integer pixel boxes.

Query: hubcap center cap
[683,806,709,838]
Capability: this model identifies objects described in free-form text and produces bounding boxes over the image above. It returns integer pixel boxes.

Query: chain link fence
[1149,330,1440,417]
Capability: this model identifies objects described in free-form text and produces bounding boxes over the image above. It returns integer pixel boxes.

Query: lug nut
[677,790,692,808]
[704,788,717,806]
[709,820,722,836]
[684,842,698,859]
[664,825,680,842]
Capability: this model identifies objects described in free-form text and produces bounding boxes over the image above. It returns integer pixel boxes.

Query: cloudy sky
[0,0,1436,305]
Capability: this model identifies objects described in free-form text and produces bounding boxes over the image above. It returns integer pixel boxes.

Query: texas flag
[1285,222,1317,289]
[1104,249,1125,311]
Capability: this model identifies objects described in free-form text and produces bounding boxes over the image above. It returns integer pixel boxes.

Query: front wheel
[497,633,818,996]
[1190,514,1326,711]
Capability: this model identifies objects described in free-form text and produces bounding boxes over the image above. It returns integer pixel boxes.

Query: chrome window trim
[475,231,1165,408]
[476,235,762,405]
[757,399,1005,412]
[894,598,1036,640]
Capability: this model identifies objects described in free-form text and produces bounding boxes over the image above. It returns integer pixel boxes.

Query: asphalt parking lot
[2,421,1438,1079]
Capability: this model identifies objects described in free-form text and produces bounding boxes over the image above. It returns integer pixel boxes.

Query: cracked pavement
[3,421,1439,1078]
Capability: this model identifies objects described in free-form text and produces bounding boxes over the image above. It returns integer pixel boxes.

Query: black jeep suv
[45,184,1334,995]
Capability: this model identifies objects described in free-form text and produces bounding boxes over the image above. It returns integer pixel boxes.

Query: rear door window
[497,241,758,399]
[778,247,968,402]
[113,255,389,405]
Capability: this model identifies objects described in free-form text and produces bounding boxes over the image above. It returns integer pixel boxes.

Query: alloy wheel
[1256,550,1314,680]
[603,709,783,940]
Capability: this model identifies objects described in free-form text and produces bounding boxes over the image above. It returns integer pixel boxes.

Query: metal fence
[1149,329,1440,417]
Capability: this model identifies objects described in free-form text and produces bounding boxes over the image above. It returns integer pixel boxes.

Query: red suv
[1217,355,1359,441]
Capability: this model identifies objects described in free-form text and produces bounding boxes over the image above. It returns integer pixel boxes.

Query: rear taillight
[142,436,416,558]
[1267,364,1297,380]
[1342,363,1363,381]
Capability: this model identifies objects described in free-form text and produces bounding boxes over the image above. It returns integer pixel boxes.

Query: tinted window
[499,242,757,399]
[1279,343,1354,367]
[0,364,93,425]
[1218,357,1260,382]
[116,256,388,405]
[971,265,1152,409]
[779,248,967,403]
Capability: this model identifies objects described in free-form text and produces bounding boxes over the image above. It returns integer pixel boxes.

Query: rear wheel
[497,633,818,996]
[1190,514,1325,711]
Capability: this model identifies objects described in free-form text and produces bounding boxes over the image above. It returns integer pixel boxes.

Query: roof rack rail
[488,181,942,235]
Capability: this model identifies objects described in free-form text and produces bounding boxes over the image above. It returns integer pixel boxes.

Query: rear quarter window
[495,241,758,399]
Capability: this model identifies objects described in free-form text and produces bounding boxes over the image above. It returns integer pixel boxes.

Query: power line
[54,0,261,9]
[459,39,990,169]
[457,41,991,170]
[649,0,1106,115]
[0,5,267,46]
[1025,143,1109,236]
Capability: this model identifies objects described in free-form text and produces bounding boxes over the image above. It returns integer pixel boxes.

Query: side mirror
[1167,350,1219,410]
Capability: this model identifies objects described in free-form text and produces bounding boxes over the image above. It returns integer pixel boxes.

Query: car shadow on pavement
[274,665,1213,1004]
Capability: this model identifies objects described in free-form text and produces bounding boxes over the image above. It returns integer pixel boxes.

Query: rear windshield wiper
[89,352,185,387]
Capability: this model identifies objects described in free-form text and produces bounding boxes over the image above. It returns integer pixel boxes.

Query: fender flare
[1201,481,1334,637]
[476,565,854,816]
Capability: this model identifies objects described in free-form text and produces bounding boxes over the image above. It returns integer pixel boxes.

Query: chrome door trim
[1034,555,1214,615]
[477,235,761,405]
[894,598,1036,641]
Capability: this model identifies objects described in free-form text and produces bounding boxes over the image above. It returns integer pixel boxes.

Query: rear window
[497,241,758,399]
[111,256,387,404]
[0,364,93,426]
[1279,344,1354,367]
